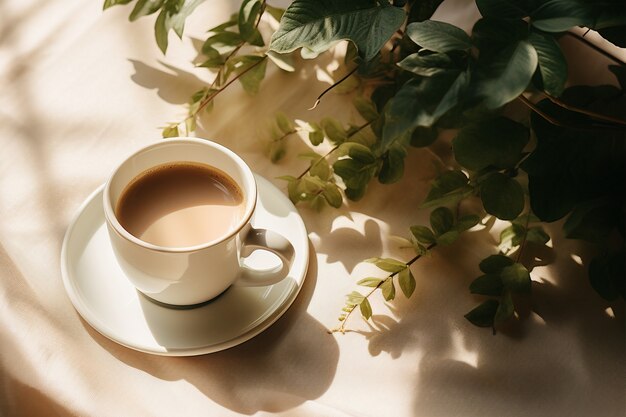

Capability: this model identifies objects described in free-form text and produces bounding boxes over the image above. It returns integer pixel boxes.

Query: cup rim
[103,137,257,253]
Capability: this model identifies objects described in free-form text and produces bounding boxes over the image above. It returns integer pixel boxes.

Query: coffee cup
[103,137,294,306]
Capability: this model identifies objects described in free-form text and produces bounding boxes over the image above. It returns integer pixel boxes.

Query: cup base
[138,287,230,309]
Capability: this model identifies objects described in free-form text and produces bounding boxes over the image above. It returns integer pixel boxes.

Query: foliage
[106,0,626,334]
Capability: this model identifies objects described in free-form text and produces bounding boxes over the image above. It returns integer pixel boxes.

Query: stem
[335,243,436,333]
[272,128,299,143]
[190,0,268,119]
[296,120,373,179]
[309,66,359,110]
[195,56,268,115]
[297,145,339,179]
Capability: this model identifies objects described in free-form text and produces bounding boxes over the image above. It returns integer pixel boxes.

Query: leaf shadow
[129,59,206,105]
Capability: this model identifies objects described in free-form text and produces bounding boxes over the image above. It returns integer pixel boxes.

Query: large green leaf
[475,40,538,109]
[397,52,458,77]
[130,0,164,21]
[528,30,567,96]
[530,0,592,32]
[155,0,205,53]
[382,70,469,147]
[452,116,529,171]
[479,173,525,220]
[269,0,405,61]
[406,20,472,52]
[103,0,133,9]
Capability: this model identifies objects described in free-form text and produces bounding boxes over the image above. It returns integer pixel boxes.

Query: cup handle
[234,226,295,287]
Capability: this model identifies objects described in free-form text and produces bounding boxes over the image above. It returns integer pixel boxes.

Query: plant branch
[309,66,359,110]
[334,243,436,333]
[296,120,374,179]
[193,56,268,116]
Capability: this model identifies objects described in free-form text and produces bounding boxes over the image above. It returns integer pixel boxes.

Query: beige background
[1,0,624,416]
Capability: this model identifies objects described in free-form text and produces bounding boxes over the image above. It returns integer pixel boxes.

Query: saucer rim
[60,175,309,356]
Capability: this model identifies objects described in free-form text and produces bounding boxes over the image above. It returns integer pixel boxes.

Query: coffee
[116,162,244,248]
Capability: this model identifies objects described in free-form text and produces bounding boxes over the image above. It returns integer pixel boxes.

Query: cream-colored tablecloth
[1,1,624,416]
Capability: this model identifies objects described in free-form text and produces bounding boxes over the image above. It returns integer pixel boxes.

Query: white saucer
[61,174,309,356]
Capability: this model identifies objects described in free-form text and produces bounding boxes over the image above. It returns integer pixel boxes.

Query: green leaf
[322,183,343,208]
[204,32,243,52]
[479,173,525,220]
[471,18,529,60]
[155,9,169,54]
[130,0,165,21]
[269,0,406,61]
[239,0,264,45]
[530,0,592,33]
[162,124,179,138]
[437,230,460,245]
[479,254,514,274]
[406,20,472,52]
[430,207,455,236]
[500,263,532,293]
[475,0,530,18]
[381,279,396,301]
[422,170,471,208]
[366,257,407,273]
[455,215,480,232]
[275,112,294,134]
[383,71,470,146]
[397,52,457,77]
[282,176,301,203]
[346,143,376,164]
[470,274,504,296]
[526,227,550,245]
[495,291,515,325]
[236,56,267,94]
[309,158,331,181]
[309,131,324,146]
[378,145,406,184]
[528,30,567,96]
[265,4,285,21]
[398,268,416,298]
[410,225,436,245]
[320,118,348,144]
[499,223,526,248]
[103,0,133,10]
[266,50,295,72]
[475,40,538,109]
[359,298,373,319]
[167,0,205,38]
[465,299,499,327]
[353,97,379,122]
[357,277,384,287]
[347,291,365,304]
[267,140,287,163]
[452,117,530,171]
[154,0,205,54]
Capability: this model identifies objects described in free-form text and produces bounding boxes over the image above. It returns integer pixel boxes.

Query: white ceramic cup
[103,138,294,307]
